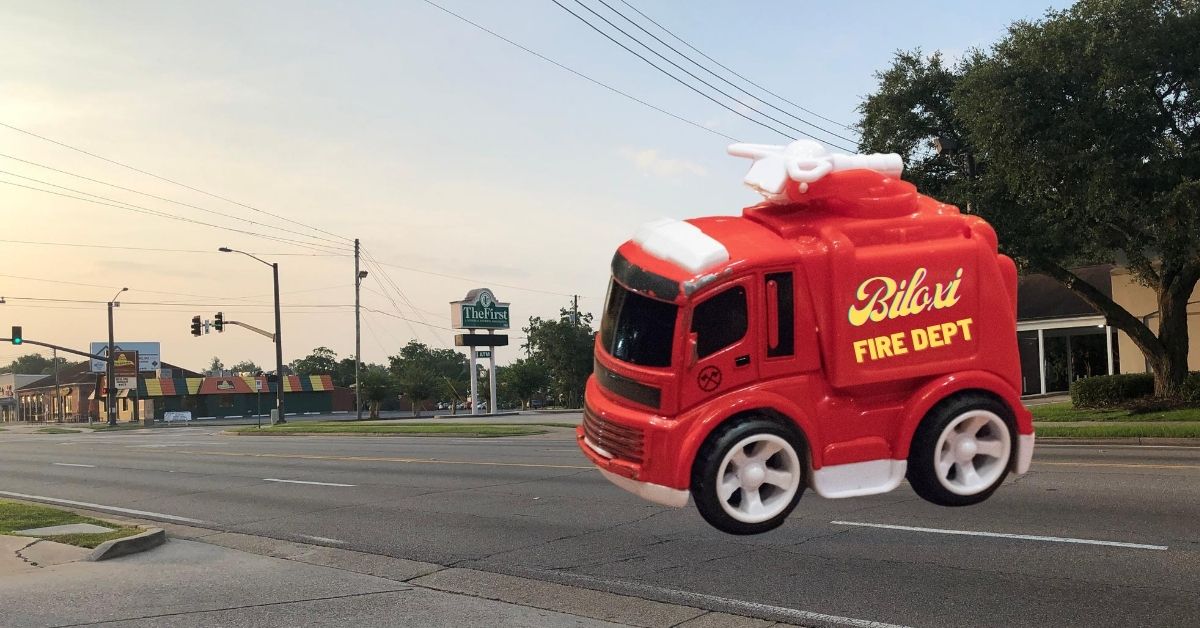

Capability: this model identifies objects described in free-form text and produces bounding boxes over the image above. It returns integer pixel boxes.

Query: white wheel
[715,433,802,524]
[933,409,1012,496]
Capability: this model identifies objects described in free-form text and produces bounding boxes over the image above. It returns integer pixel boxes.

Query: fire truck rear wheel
[907,393,1015,507]
[691,417,805,535]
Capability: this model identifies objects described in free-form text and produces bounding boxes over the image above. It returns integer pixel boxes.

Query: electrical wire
[0,121,353,244]
[597,0,858,143]
[0,238,349,256]
[0,176,348,255]
[419,0,739,142]
[0,152,348,248]
[367,258,577,298]
[616,0,858,133]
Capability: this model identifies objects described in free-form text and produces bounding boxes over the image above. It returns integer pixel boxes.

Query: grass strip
[1035,423,1200,438]
[0,499,141,549]
[35,427,81,434]
[1031,402,1200,423]
[229,422,548,437]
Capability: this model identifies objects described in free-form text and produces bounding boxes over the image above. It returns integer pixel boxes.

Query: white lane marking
[263,478,355,487]
[544,571,911,628]
[299,535,345,545]
[0,491,207,524]
[831,521,1168,551]
[52,463,96,468]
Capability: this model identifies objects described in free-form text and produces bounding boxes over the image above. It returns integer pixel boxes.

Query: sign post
[451,289,510,415]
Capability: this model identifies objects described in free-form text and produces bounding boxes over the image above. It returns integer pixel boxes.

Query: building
[0,373,47,421]
[1110,267,1200,375]
[135,374,337,420]
[12,361,202,423]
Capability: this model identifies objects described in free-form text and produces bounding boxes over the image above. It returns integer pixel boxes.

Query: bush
[1183,372,1200,404]
[1070,374,1155,408]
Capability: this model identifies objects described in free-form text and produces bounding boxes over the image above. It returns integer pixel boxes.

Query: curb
[88,528,166,561]
[1037,436,1200,447]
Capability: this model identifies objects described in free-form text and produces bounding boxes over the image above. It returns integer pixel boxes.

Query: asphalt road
[0,427,1197,628]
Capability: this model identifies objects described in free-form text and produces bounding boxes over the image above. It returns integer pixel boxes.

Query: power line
[0,121,353,244]
[0,295,352,308]
[0,238,348,256]
[616,0,858,133]
[368,259,576,297]
[552,0,854,151]
[0,152,348,248]
[361,249,441,346]
[419,0,739,142]
[0,176,348,255]
[598,0,858,143]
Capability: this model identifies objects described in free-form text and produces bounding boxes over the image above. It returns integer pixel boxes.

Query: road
[0,427,1197,628]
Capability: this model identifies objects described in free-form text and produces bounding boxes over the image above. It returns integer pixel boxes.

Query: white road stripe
[263,478,355,487]
[299,535,346,545]
[832,520,1168,551]
[52,463,96,468]
[545,571,911,628]
[0,490,207,524]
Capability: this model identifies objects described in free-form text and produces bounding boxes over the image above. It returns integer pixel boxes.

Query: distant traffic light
[190,316,202,337]
[10,326,21,345]
[214,312,224,332]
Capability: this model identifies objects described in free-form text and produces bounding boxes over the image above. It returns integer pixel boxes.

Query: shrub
[1070,374,1155,408]
[1182,372,1200,404]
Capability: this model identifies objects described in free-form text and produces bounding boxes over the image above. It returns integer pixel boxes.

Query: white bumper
[1015,433,1035,475]
[598,469,689,508]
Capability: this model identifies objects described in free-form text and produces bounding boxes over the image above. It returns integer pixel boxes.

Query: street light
[220,247,286,424]
[107,287,128,426]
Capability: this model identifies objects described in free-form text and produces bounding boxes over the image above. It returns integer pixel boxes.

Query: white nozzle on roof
[728,140,904,202]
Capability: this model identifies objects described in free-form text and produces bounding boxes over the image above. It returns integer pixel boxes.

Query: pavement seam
[48,588,414,627]
[13,537,43,568]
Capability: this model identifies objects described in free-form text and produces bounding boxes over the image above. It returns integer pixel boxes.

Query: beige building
[1110,267,1200,374]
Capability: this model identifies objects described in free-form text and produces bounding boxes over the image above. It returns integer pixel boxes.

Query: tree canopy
[0,353,70,375]
[522,305,596,408]
[858,0,1199,395]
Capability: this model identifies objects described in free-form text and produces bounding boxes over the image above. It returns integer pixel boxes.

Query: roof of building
[1017,264,1113,321]
[17,361,201,392]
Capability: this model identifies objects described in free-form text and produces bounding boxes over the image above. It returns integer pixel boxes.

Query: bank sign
[451,288,510,330]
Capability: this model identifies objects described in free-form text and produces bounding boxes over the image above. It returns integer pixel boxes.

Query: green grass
[35,427,81,434]
[86,423,147,432]
[0,499,141,549]
[1031,402,1200,422]
[229,422,549,437]
[1035,423,1200,438]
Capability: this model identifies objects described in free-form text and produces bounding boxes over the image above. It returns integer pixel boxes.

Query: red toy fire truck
[578,140,1034,535]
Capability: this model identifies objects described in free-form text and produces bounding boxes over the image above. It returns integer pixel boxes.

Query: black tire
[907,393,1015,507]
[691,417,806,535]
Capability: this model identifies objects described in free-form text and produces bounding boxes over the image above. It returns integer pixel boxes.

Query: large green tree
[1,353,70,375]
[498,358,551,410]
[358,365,398,419]
[388,341,468,416]
[522,305,596,408]
[859,0,1199,396]
[290,346,338,376]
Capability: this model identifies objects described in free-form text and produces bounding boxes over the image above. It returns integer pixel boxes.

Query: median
[1032,402,1200,438]
[226,422,554,437]
[0,499,148,555]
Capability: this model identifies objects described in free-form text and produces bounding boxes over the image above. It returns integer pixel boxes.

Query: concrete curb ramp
[88,528,166,561]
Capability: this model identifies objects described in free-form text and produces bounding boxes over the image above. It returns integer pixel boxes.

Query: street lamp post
[219,247,285,424]
[107,287,127,426]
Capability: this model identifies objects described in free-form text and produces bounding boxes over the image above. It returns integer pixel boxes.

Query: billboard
[90,342,161,373]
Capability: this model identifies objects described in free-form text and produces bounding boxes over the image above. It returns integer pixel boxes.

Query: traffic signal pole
[107,300,116,426]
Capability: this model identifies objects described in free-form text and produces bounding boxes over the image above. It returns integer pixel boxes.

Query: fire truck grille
[583,408,644,464]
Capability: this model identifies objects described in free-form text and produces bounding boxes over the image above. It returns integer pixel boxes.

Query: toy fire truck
[578,140,1034,535]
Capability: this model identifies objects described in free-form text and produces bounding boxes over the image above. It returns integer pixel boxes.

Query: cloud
[619,148,707,178]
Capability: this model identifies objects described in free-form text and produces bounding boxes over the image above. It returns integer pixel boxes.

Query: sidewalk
[1,521,791,628]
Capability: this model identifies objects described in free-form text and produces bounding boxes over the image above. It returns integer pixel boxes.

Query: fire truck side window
[766,272,795,357]
[692,286,748,358]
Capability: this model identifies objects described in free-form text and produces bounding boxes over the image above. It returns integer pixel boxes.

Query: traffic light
[10,326,21,345]
[214,312,225,332]
[190,315,202,337]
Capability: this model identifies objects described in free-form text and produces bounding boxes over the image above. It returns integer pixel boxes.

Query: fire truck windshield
[600,280,677,367]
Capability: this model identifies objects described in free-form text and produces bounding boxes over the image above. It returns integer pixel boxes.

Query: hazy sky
[0,0,1071,371]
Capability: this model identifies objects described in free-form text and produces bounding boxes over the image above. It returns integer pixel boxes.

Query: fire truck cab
[578,141,1035,535]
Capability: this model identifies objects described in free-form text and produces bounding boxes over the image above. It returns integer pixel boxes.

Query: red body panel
[581,169,1033,493]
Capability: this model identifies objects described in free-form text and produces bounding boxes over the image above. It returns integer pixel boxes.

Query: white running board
[810,459,907,499]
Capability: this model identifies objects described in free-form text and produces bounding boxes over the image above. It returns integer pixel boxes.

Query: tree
[858,0,1200,396]
[208,356,224,374]
[388,341,465,416]
[333,357,358,388]
[522,305,596,407]
[229,360,261,374]
[498,358,551,409]
[290,346,338,376]
[358,365,398,419]
[1,353,70,375]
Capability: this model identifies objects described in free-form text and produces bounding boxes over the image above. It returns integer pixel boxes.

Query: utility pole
[53,348,60,423]
[354,239,361,421]
[106,287,127,426]
[272,261,285,423]
[572,294,579,326]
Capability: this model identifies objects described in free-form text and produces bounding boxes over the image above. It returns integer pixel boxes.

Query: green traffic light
[10,325,21,345]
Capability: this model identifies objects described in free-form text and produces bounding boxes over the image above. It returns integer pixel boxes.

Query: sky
[0,0,1073,372]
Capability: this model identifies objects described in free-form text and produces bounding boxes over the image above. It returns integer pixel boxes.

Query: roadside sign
[114,376,136,390]
[164,411,192,423]
[90,342,161,373]
[112,351,139,377]
[454,333,509,347]
[450,289,510,330]
[476,350,492,358]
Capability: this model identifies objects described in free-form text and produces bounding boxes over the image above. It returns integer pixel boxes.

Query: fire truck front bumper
[577,427,689,508]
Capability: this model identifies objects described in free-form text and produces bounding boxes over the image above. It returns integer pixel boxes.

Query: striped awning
[138,375,334,397]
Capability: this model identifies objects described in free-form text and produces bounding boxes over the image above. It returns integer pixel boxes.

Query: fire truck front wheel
[907,393,1015,507]
[691,417,805,535]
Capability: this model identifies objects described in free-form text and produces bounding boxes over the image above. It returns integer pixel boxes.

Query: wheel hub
[954,436,978,461]
[740,463,766,490]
